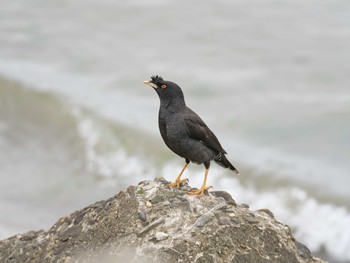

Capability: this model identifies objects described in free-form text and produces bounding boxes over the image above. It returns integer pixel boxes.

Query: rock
[0,179,327,263]
[138,208,148,222]
[137,218,165,237]
[193,212,214,227]
[154,232,169,241]
[217,216,231,225]
[211,191,237,206]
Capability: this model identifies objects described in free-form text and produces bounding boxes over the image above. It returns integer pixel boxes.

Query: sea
[0,0,349,262]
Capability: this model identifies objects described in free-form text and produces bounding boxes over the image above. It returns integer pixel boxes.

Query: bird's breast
[159,117,185,142]
[158,112,187,151]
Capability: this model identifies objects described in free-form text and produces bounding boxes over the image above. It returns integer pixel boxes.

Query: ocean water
[0,0,350,261]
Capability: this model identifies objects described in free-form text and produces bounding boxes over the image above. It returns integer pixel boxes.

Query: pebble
[256,209,275,219]
[243,215,260,224]
[154,176,170,184]
[210,191,236,206]
[163,200,171,206]
[171,199,191,212]
[218,216,231,225]
[212,202,227,211]
[295,241,312,259]
[138,209,148,222]
[137,218,165,237]
[230,217,240,225]
[194,213,214,227]
[155,232,169,241]
[145,201,152,208]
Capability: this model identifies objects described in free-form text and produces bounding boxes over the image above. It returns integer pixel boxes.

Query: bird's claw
[168,178,188,188]
[187,185,213,196]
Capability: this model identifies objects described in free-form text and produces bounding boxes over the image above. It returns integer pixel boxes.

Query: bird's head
[143,75,185,102]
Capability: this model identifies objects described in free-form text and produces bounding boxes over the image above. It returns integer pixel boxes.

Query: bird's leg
[187,168,212,196]
[168,161,189,188]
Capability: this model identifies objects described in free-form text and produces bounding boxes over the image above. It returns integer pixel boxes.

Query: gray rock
[194,212,214,227]
[138,218,165,237]
[256,208,275,219]
[218,216,231,225]
[138,208,148,222]
[211,191,237,206]
[0,179,327,263]
[243,214,260,224]
[154,232,169,241]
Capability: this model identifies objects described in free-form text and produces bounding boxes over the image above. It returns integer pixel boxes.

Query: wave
[0,77,158,238]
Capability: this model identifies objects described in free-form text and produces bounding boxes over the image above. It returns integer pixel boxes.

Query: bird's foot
[168,178,188,188]
[187,185,213,196]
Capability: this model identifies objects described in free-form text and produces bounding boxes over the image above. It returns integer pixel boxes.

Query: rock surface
[0,178,327,263]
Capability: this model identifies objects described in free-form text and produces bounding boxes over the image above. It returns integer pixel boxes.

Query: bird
[143,75,239,195]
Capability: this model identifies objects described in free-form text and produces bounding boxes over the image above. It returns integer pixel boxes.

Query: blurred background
[0,0,349,262]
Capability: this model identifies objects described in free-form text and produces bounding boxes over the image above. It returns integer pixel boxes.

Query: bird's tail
[214,152,239,175]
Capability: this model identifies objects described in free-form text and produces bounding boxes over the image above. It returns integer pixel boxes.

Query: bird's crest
[151,75,163,83]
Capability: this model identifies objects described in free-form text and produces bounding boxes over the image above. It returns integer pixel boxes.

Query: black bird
[144,75,239,195]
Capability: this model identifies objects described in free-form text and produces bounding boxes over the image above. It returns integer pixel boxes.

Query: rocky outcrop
[0,178,326,263]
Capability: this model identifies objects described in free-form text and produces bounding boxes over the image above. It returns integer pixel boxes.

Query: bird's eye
[161,84,167,89]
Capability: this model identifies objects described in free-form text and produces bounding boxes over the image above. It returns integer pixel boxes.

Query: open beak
[143,80,157,89]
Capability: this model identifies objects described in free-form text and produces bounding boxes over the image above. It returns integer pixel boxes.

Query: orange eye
[161,84,167,89]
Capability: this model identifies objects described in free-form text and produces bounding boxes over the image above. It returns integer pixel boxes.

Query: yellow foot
[168,178,188,188]
[187,186,213,196]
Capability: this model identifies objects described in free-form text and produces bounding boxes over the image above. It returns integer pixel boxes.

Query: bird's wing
[184,108,226,154]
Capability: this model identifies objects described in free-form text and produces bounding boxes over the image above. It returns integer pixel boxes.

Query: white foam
[224,139,350,202]
[71,107,154,187]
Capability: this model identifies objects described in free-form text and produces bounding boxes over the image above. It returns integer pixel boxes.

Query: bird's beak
[143,80,157,89]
